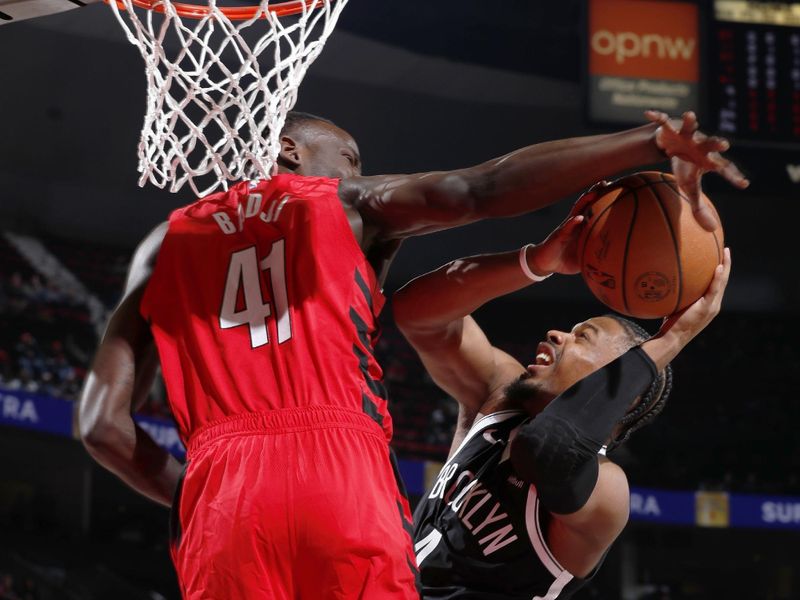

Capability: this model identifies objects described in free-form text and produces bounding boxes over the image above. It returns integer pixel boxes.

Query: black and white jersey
[413,410,592,600]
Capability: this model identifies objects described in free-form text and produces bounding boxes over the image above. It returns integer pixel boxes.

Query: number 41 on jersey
[219,240,291,348]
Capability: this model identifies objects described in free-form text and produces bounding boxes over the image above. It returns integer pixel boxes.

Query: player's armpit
[406,316,520,413]
[99,222,167,411]
[80,287,152,440]
[545,459,630,578]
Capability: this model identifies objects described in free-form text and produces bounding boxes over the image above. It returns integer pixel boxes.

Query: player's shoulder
[471,408,528,429]
[337,174,409,210]
[337,175,368,208]
[134,222,168,268]
[595,456,629,501]
[271,173,341,199]
[124,221,169,295]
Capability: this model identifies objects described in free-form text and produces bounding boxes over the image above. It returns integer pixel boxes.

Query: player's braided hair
[604,314,674,450]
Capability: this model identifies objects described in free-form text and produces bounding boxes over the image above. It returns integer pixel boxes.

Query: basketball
[578,171,724,319]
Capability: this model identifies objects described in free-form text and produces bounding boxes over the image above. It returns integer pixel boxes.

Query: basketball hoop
[106,0,349,196]
[113,0,325,20]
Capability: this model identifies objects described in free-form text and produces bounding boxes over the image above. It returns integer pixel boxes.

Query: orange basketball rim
[106,0,326,20]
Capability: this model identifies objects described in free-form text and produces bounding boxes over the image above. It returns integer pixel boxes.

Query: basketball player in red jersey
[78,109,745,599]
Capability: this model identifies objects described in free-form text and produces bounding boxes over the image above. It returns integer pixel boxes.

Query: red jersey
[141,175,392,445]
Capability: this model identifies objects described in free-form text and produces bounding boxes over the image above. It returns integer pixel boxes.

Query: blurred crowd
[1,232,799,495]
[0,570,40,600]
[0,330,83,400]
[620,312,800,495]
[0,237,96,399]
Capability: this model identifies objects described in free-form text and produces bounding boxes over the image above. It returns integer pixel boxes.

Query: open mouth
[531,342,556,368]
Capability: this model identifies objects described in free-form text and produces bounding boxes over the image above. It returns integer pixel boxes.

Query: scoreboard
[584,0,800,193]
[710,1,800,146]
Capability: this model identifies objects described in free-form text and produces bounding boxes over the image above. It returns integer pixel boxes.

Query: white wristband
[519,244,553,283]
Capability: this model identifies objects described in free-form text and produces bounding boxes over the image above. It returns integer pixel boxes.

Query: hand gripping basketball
[658,247,732,346]
[569,180,612,219]
[526,214,586,276]
[641,248,731,370]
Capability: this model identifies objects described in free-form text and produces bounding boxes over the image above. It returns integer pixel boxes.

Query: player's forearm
[79,340,180,507]
[82,412,181,507]
[354,124,665,239]
[640,330,687,372]
[469,123,664,218]
[510,348,656,515]
[394,249,541,331]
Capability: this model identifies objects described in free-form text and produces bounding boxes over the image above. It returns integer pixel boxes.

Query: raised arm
[343,113,747,239]
[393,213,585,414]
[511,249,732,577]
[78,222,182,507]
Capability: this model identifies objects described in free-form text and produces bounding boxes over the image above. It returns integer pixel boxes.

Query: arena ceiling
[336,1,583,80]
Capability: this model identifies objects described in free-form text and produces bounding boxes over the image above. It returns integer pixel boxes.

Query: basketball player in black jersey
[393,198,731,598]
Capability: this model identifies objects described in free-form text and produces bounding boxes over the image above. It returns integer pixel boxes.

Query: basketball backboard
[0,0,100,25]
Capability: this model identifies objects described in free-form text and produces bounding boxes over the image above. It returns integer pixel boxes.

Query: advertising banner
[695,491,730,527]
[0,386,73,437]
[729,492,800,530]
[588,0,700,123]
[629,486,696,525]
[398,457,426,497]
[134,414,187,460]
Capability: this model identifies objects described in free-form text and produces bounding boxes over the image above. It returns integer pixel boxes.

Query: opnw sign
[588,0,699,123]
[591,29,696,69]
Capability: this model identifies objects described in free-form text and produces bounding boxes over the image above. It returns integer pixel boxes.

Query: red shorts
[170,406,419,599]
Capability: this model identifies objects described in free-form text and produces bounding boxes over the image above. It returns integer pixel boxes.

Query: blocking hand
[646,110,748,231]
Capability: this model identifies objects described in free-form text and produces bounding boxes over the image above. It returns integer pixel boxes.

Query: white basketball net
[108,0,349,196]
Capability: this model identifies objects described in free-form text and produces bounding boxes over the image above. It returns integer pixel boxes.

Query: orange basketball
[578,171,724,319]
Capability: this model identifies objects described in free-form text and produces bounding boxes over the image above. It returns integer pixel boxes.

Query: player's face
[507,316,634,411]
[297,121,362,179]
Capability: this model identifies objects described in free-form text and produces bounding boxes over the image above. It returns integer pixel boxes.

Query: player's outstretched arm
[78,223,182,508]
[394,213,585,413]
[343,114,747,239]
